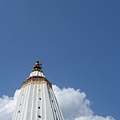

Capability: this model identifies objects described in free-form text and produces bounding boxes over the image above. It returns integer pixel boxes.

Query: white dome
[29,71,45,77]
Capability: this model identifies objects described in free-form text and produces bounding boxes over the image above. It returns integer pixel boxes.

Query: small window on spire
[38,115,41,118]
[39,98,41,100]
[38,107,40,109]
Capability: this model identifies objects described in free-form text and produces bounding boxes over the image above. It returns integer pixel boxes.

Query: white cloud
[53,85,115,120]
[74,116,115,120]
[0,85,115,120]
[0,90,20,120]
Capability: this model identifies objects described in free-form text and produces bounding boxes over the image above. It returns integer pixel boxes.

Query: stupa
[12,60,64,120]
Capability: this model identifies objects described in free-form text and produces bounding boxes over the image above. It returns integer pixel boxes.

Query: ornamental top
[29,60,45,78]
[32,60,43,72]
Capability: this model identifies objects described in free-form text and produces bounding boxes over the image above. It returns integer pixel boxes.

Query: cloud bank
[53,85,115,120]
[0,85,115,120]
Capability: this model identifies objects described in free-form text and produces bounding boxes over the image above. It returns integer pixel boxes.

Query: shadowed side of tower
[12,61,64,120]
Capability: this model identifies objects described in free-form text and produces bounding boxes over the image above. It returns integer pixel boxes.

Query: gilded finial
[32,60,43,72]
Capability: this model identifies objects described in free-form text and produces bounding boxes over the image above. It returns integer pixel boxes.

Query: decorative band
[22,77,52,88]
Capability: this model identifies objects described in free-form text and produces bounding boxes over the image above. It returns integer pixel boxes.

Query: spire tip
[32,60,43,72]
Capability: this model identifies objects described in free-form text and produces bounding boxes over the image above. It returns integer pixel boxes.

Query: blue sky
[0,0,120,119]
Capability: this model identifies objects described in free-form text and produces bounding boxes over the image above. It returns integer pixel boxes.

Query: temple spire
[12,60,64,120]
[32,60,43,73]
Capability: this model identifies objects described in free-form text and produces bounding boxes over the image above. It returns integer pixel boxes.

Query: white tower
[12,61,64,120]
